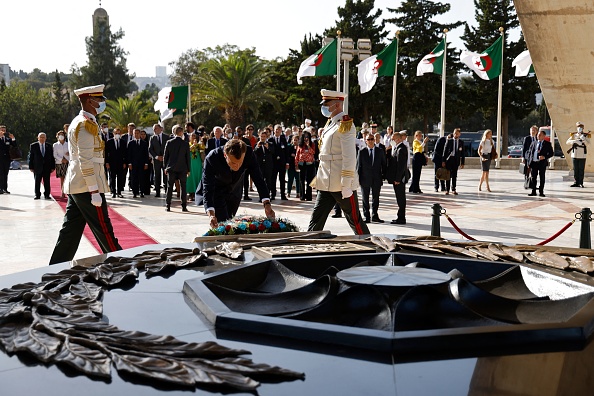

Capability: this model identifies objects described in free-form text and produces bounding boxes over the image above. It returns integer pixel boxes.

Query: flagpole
[336,31,341,92]
[439,29,448,138]
[495,27,504,169]
[390,31,400,129]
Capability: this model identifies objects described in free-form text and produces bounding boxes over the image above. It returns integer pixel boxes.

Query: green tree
[103,96,154,130]
[0,81,64,155]
[71,19,134,99]
[386,0,463,133]
[193,52,281,128]
[460,0,539,153]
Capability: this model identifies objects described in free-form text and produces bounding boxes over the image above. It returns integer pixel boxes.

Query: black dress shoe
[117,194,124,198]
[331,213,342,218]
[155,192,161,197]
[281,195,288,200]
[0,190,4,194]
[391,219,406,225]
[44,195,51,199]
[4,190,9,194]
[243,196,252,201]
[133,194,138,198]
[528,192,537,196]
[182,206,189,212]
[166,205,171,212]
[34,196,40,200]
[570,183,580,187]
[364,218,371,223]
[140,193,144,198]
[112,193,117,198]
[539,193,546,197]
[372,217,384,223]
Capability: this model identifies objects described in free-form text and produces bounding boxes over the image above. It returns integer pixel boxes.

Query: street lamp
[333,33,372,112]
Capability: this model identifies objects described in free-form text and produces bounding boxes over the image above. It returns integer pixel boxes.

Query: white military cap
[576,121,585,126]
[74,84,106,98]
[320,89,347,103]
[399,130,408,136]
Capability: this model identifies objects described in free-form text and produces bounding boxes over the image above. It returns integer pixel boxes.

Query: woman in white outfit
[477,129,495,192]
[53,130,70,198]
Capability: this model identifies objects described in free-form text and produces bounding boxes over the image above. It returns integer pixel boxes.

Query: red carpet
[50,176,158,253]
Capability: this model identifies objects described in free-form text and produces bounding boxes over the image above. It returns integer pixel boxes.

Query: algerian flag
[460,36,503,80]
[296,39,337,84]
[512,50,534,77]
[154,86,188,121]
[417,38,446,76]
[356,39,398,94]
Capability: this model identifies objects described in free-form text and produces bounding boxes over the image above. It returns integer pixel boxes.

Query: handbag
[518,162,526,175]
[435,167,450,181]
[491,149,498,160]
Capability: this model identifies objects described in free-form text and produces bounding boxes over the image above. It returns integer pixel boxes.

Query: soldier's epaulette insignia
[338,115,353,134]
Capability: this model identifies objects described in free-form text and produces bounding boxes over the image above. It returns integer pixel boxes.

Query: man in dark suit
[522,125,538,189]
[149,123,170,197]
[441,128,465,195]
[28,132,55,199]
[268,124,289,200]
[205,126,227,155]
[253,129,274,194]
[0,125,18,194]
[385,132,408,224]
[105,128,126,198]
[197,139,274,226]
[432,135,447,192]
[127,128,149,198]
[526,129,554,197]
[357,134,387,223]
[120,122,135,190]
[164,124,191,212]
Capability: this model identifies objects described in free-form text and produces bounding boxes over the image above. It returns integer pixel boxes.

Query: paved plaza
[1,165,590,276]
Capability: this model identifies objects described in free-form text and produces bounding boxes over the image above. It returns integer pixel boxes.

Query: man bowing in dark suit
[441,128,465,195]
[526,129,554,197]
[149,123,170,197]
[29,132,55,199]
[198,139,275,227]
[163,124,190,212]
[357,133,387,223]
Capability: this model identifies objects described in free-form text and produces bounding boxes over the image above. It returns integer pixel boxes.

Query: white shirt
[53,141,70,164]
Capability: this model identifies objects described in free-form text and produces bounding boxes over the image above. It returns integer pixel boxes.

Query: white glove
[341,187,353,199]
[91,193,102,207]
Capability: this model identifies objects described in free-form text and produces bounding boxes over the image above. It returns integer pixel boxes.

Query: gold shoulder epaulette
[338,115,353,134]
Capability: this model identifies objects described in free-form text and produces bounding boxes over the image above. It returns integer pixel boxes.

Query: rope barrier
[440,208,576,245]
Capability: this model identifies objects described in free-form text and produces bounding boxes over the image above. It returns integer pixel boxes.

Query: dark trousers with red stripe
[308,190,370,235]
[49,192,122,265]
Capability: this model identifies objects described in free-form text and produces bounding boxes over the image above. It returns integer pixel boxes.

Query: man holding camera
[566,121,590,188]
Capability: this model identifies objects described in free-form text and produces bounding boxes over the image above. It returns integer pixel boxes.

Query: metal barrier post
[579,207,592,249]
[431,203,442,237]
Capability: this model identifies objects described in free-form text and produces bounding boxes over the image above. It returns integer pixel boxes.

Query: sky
[2,0,501,78]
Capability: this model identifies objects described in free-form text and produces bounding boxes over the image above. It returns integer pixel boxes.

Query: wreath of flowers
[203,215,300,236]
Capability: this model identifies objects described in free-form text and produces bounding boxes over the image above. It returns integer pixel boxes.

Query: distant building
[92,7,109,38]
[0,64,9,85]
[133,66,171,91]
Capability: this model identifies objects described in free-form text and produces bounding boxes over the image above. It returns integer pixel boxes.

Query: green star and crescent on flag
[417,38,446,76]
[460,36,503,80]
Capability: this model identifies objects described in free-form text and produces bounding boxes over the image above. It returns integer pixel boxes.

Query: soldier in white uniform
[567,121,590,187]
[308,89,369,235]
[49,84,122,264]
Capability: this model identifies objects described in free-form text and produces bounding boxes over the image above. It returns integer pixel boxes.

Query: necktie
[277,137,280,145]
[454,139,457,153]
[115,140,118,150]
[369,148,373,165]
[216,139,219,148]
[158,134,161,145]
[41,144,45,157]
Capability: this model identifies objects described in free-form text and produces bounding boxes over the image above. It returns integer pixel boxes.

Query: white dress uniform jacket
[314,112,359,192]
[64,111,109,194]
[566,133,590,159]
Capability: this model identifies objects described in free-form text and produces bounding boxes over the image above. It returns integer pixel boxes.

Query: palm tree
[103,96,156,129]
[193,52,281,127]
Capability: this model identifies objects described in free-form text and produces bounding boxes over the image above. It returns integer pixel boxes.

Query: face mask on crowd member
[58,135,65,142]
[114,133,121,139]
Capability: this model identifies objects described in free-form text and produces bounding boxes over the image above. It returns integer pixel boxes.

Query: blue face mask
[321,105,332,118]
[95,101,107,114]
